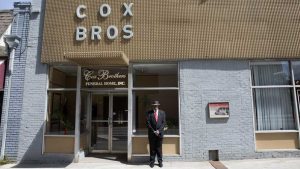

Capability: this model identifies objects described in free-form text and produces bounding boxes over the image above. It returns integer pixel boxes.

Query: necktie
[155,110,158,122]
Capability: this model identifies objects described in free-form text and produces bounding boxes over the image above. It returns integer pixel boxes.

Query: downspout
[0,35,21,160]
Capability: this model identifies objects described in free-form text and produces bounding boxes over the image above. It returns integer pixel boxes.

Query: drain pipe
[0,35,21,160]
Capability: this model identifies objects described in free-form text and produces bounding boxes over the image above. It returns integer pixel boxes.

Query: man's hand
[154,130,160,136]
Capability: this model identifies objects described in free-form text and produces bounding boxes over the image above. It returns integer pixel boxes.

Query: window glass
[251,62,291,86]
[49,66,77,88]
[46,91,76,135]
[133,90,179,135]
[253,88,296,130]
[292,61,300,85]
[133,64,178,87]
[292,61,300,123]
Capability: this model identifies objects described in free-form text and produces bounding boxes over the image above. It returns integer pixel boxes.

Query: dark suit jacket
[146,109,166,138]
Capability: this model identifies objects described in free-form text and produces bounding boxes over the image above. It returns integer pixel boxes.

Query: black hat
[152,100,160,106]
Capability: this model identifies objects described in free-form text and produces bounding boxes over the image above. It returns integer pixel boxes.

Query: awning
[64,51,129,67]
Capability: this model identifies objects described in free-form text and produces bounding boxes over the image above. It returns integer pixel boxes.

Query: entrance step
[80,153,127,163]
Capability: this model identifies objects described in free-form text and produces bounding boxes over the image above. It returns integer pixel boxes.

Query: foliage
[0,156,10,166]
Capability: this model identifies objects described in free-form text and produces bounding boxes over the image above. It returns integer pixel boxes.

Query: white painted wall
[0,24,12,47]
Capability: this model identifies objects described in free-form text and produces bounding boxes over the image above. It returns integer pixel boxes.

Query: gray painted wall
[133,60,300,162]
[0,2,31,160]
[0,0,73,163]
[179,60,256,160]
[16,0,73,163]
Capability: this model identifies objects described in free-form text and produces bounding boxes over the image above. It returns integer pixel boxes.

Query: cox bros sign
[75,3,134,41]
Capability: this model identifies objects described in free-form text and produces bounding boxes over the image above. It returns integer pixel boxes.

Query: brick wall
[179,60,256,160]
[0,2,31,160]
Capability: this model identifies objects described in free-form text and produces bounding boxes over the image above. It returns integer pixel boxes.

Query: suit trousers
[149,135,163,163]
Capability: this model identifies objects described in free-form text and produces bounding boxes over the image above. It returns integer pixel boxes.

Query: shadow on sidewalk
[84,153,149,166]
[12,163,71,168]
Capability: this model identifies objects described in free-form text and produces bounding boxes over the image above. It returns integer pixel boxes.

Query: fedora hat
[151,100,160,106]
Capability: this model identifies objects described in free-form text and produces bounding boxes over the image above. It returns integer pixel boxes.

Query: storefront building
[1,0,300,163]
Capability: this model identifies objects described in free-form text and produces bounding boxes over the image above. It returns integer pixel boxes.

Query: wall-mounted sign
[75,3,134,41]
[82,68,128,88]
[208,102,230,118]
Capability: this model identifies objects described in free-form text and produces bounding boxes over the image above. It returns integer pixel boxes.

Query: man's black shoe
[149,162,154,168]
[159,163,163,167]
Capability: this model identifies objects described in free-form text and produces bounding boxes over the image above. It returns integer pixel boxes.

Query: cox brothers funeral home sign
[82,68,128,88]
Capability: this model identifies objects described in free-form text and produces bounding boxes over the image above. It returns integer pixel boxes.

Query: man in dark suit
[146,100,166,168]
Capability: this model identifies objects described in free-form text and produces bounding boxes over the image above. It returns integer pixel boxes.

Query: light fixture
[4,35,21,50]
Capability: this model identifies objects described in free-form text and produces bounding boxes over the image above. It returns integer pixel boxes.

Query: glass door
[91,94,110,152]
[90,94,128,153]
[112,95,128,152]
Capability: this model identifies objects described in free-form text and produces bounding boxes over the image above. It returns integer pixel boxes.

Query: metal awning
[64,51,129,67]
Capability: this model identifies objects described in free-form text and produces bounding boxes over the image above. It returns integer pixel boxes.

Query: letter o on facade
[107,25,118,40]
[99,4,111,17]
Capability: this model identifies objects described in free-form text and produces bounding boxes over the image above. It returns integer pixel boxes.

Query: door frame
[89,92,128,153]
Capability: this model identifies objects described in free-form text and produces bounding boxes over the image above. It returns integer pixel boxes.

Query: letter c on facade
[76,5,87,19]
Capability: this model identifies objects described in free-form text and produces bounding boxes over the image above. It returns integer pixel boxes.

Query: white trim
[249,61,258,151]
[132,135,180,138]
[250,61,289,66]
[132,87,179,90]
[255,130,299,133]
[177,63,182,156]
[251,86,293,89]
[81,88,128,92]
[132,154,181,157]
[290,61,300,148]
[44,135,75,137]
[74,66,82,162]
[42,65,50,155]
[127,63,133,161]
[47,88,77,91]
[256,149,300,152]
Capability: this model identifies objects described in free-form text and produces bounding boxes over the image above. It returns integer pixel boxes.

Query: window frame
[250,61,300,133]
[131,63,180,137]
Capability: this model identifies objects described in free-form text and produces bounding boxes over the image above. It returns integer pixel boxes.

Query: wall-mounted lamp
[4,35,21,51]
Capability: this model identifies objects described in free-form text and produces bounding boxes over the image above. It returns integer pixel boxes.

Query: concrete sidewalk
[1,158,300,169]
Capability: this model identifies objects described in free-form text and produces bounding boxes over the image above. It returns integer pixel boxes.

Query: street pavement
[1,158,300,169]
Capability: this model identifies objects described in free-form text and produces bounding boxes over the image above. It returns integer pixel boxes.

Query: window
[46,91,76,135]
[46,66,77,135]
[251,62,296,131]
[132,64,179,135]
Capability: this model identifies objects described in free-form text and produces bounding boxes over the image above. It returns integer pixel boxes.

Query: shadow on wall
[13,123,73,168]
[34,0,48,76]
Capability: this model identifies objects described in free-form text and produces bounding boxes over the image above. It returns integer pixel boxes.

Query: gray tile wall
[0,2,31,160]
[179,60,256,160]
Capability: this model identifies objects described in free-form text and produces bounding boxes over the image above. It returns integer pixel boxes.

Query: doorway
[90,93,128,153]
